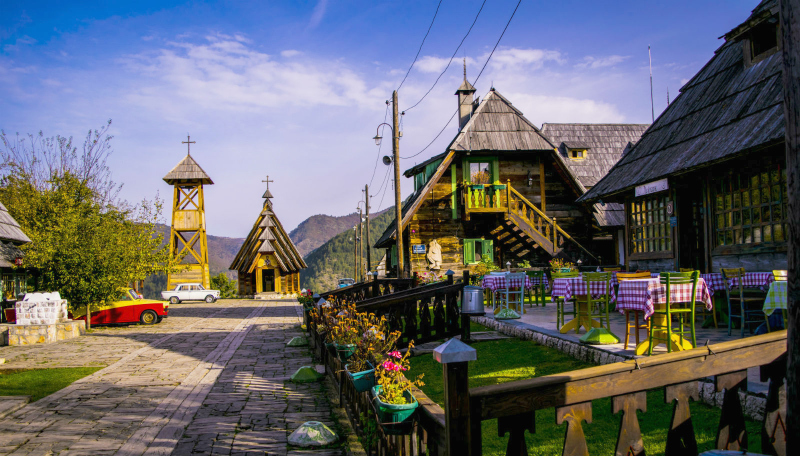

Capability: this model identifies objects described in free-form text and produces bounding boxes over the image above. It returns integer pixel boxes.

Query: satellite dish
[382,156,392,166]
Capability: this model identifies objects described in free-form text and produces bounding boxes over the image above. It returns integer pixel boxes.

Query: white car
[161,283,220,304]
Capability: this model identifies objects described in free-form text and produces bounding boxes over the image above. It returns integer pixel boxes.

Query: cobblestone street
[0,299,342,456]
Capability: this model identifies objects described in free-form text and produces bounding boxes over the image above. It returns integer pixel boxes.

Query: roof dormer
[724,1,780,67]
[562,142,590,160]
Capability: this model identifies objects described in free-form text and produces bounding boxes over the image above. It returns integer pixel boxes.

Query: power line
[396,0,444,92]
[400,0,523,161]
[403,0,488,112]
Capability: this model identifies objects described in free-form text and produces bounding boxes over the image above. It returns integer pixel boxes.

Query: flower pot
[371,385,418,423]
[345,362,375,392]
[335,343,357,361]
[559,267,572,273]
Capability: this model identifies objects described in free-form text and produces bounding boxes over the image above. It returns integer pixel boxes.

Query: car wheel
[156,316,163,323]
[170,297,179,304]
[140,310,158,325]
[205,295,215,303]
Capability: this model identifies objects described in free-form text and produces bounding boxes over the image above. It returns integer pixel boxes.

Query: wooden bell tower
[163,136,214,289]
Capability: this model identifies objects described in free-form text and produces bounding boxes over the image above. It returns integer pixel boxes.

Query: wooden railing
[320,277,416,303]
[463,183,508,212]
[432,331,787,456]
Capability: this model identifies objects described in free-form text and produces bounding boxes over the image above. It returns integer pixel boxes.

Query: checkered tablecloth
[763,281,787,316]
[616,278,713,320]
[700,273,726,296]
[482,275,534,292]
[727,272,775,291]
[551,277,616,303]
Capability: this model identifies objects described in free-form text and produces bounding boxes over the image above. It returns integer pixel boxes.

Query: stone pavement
[0,299,344,456]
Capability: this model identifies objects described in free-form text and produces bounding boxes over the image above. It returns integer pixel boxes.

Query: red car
[70,288,169,325]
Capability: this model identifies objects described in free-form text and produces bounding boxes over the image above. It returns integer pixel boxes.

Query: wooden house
[230,184,306,296]
[0,201,31,303]
[579,0,787,273]
[374,76,648,276]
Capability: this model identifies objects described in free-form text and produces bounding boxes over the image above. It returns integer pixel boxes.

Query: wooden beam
[539,158,546,211]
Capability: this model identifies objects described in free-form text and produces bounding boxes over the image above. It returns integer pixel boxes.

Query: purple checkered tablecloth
[551,277,616,303]
[700,273,726,296]
[727,272,775,291]
[616,278,713,320]
[482,275,533,292]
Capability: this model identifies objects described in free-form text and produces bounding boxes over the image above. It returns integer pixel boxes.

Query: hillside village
[0,1,798,455]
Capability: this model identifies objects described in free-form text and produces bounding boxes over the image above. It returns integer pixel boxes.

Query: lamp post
[373,90,404,278]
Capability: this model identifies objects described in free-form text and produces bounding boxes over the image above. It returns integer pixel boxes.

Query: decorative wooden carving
[716,370,748,451]
[613,391,647,456]
[760,355,787,456]
[498,412,535,456]
[664,382,699,456]
[556,402,592,456]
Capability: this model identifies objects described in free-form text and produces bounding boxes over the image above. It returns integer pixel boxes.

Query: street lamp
[374,95,404,278]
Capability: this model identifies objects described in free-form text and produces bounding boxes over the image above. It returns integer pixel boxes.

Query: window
[570,149,587,159]
[714,164,787,246]
[629,195,672,255]
[464,157,499,185]
[414,159,443,191]
[463,239,493,265]
[750,19,778,60]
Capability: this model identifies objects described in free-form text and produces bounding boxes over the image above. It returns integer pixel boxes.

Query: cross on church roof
[262,175,274,199]
[182,135,196,156]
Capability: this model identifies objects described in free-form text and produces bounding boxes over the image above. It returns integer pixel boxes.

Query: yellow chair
[617,272,652,350]
[679,268,694,272]
[603,267,622,272]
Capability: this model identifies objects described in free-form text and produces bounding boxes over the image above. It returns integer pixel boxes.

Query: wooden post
[553,217,558,255]
[506,179,512,213]
[780,0,800,449]
[539,159,546,211]
[434,339,477,456]
[365,184,372,273]
[85,303,91,330]
[393,90,405,279]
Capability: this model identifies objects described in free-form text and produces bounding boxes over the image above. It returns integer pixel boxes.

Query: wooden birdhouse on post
[163,136,213,290]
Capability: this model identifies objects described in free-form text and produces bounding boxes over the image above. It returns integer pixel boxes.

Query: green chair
[648,271,698,355]
[581,272,613,331]
[552,271,579,329]
[525,270,547,307]
[721,267,767,337]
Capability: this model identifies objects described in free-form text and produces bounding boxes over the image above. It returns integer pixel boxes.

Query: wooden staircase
[465,181,596,261]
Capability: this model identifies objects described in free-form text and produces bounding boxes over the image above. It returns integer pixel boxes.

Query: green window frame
[462,157,499,185]
[414,159,444,191]
[390,245,397,268]
[463,238,493,265]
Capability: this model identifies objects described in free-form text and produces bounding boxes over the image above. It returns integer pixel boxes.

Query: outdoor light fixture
[527,170,533,187]
[373,134,382,146]
[506,261,511,271]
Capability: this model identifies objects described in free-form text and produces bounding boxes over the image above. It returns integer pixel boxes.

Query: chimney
[455,59,476,131]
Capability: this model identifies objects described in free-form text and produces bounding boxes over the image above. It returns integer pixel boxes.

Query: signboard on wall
[412,244,426,254]
[635,178,669,197]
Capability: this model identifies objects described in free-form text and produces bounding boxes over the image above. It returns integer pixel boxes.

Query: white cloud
[281,49,303,58]
[414,56,476,74]
[308,0,328,29]
[484,48,564,71]
[575,55,630,69]
[3,35,36,53]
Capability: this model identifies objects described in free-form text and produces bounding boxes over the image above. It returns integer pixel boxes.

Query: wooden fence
[321,277,416,303]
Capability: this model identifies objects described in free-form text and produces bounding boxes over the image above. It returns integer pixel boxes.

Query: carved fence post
[435,338,477,456]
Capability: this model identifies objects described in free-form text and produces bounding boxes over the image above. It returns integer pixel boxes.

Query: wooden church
[230,179,306,296]
[375,73,648,276]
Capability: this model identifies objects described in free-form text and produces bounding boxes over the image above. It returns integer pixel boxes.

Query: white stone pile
[15,292,69,325]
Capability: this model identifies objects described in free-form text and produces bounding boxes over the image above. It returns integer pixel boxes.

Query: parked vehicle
[338,278,355,288]
[161,283,220,304]
[70,288,169,325]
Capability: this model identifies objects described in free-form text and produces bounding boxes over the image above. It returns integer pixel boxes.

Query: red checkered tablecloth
[616,278,713,320]
[551,277,616,303]
[482,275,533,292]
[727,272,775,291]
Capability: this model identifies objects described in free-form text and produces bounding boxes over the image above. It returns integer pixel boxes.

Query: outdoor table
[481,274,534,291]
[763,280,787,317]
[551,277,616,334]
[616,278,713,355]
[699,273,726,296]
[727,272,775,291]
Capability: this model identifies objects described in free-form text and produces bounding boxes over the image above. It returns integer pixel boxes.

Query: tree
[0,122,179,315]
[210,273,237,299]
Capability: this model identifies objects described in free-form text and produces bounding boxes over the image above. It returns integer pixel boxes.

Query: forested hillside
[300,208,394,292]
[288,208,390,257]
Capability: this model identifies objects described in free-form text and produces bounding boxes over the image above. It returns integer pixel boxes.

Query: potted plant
[549,258,576,274]
[371,343,424,434]
[345,312,401,393]
[331,305,360,361]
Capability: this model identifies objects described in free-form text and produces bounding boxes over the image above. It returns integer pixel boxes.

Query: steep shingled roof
[0,201,31,245]
[163,154,214,185]
[580,0,782,203]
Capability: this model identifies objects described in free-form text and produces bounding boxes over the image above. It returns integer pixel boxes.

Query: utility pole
[353,226,358,281]
[357,207,363,282]
[392,90,404,278]
[365,184,371,273]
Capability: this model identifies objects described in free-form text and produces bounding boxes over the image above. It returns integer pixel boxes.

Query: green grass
[0,367,103,402]
[408,327,763,456]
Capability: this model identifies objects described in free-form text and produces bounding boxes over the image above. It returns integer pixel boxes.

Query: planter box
[335,343,356,361]
[345,362,375,393]
[371,385,418,435]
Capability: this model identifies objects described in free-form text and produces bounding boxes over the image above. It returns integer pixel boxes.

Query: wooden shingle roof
[0,201,31,245]
[580,0,782,203]
[163,155,214,185]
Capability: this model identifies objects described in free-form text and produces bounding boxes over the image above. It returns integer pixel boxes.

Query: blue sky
[1,0,757,238]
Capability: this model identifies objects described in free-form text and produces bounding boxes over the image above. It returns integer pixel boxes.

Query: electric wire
[396,0,444,92]
[368,103,391,188]
[403,0,487,112]
[399,0,523,160]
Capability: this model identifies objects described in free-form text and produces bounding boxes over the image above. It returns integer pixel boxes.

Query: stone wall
[6,321,84,346]
[712,251,787,272]
[627,257,675,273]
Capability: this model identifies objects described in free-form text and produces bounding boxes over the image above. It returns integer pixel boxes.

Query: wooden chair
[766,270,788,332]
[721,267,767,337]
[552,271,579,329]
[525,270,547,307]
[681,269,717,328]
[603,267,622,272]
[679,268,694,272]
[504,272,527,315]
[617,272,652,350]
[648,271,699,355]
[581,272,613,331]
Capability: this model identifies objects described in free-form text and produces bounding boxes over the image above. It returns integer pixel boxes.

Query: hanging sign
[412,244,426,254]
[635,178,669,197]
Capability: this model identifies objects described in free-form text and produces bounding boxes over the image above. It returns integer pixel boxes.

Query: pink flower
[388,350,402,359]
[381,360,400,372]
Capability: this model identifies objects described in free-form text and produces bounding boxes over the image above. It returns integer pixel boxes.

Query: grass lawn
[408,327,763,456]
[0,367,103,402]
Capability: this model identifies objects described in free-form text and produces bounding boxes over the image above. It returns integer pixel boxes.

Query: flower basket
[371,385,418,435]
[345,362,375,393]
[335,343,357,361]
[559,267,572,273]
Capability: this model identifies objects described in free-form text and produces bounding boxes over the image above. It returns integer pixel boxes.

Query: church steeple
[455,59,476,131]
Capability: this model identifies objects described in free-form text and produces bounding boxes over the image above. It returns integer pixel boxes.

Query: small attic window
[750,19,779,61]
[570,149,587,160]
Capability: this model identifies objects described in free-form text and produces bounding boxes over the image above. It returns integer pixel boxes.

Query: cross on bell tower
[163,136,214,289]
[262,175,274,199]
[182,135,196,155]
